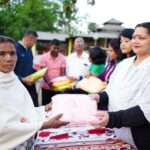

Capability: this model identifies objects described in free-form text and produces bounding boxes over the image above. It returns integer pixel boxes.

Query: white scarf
[0,71,45,149]
[105,56,150,148]
[106,56,150,122]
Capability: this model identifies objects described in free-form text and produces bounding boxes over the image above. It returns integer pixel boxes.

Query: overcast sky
[76,0,150,31]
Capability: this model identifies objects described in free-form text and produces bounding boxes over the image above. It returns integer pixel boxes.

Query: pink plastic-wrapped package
[50,94,98,124]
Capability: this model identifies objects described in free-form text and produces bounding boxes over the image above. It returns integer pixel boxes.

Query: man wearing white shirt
[66,37,90,81]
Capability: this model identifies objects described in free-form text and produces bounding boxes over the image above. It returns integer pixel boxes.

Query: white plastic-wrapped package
[78,76,107,94]
[51,94,98,124]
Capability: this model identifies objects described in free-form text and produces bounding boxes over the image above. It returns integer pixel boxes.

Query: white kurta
[0,71,45,149]
[105,56,150,147]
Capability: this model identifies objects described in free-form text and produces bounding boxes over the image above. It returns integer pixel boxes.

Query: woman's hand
[45,102,52,112]
[90,111,109,127]
[89,94,100,103]
[41,114,69,129]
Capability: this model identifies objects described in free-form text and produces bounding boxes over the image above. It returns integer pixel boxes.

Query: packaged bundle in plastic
[29,67,47,81]
[78,76,107,94]
[51,76,75,91]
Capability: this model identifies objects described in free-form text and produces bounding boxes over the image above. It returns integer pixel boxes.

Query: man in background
[40,39,66,105]
[66,37,90,93]
[14,30,38,106]
[66,37,90,81]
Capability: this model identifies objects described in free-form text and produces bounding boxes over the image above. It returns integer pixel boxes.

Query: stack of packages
[51,76,75,91]
[34,94,134,150]
[34,125,133,149]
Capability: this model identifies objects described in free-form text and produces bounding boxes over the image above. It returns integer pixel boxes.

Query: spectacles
[0,51,17,58]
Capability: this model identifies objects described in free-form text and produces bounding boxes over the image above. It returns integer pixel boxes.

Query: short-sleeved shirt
[66,51,90,78]
[40,52,66,90]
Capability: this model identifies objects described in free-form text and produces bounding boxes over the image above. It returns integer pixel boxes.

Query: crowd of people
[0,22,150,150]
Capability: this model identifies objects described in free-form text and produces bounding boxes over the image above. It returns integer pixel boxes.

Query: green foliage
[88,22,97,32]
[57,0,78,35]
[0,0,84,39]
[0,0,10,5]
[0,0,60,40]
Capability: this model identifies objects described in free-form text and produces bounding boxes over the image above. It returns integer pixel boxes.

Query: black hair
[0,35,16,48]
[50,39,60,46]
[23,30,38,38]
[118,28,136,60]
[108,39,120,55]
[135,22,150,35]
[119,28,134,40]
[36,44,47,54]
[89,46,106,65]
[108,39,121,62]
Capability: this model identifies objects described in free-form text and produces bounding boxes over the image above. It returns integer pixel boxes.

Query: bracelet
[79,75,83,80]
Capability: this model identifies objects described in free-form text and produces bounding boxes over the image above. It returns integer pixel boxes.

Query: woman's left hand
[91,111,109,127]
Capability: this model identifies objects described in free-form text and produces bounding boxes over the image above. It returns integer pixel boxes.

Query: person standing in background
[14,30,38,106]
[66,37,90,94]
[66,37,90,81]
[97,39,120,83]
[40,39,66,105]
[118,28,135,60]
[88,46,106,75]
[97,28,135,83]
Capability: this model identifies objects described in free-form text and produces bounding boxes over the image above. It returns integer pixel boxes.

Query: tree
[0,0,10,5]
[88,22,97,32]
[0,0,60,40]
[87,0,95,5]
[57,0,78,35]
[0,0,84,38]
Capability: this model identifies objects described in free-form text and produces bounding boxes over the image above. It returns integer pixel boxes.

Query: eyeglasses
[0,51,17,58]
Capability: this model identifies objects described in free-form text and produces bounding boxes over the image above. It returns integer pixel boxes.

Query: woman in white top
[0,36,68,149]
[90,22,150,150]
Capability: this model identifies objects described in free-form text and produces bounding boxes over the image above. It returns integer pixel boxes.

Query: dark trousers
[42,88,61,105]
[24,84,38,107]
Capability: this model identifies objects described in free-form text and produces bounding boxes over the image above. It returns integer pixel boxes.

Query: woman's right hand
[90,111,109,127]
[41,114,69,129]
[89,94,100,103]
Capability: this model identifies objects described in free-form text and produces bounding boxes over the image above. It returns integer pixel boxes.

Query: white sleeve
[0,106,45,149]
[139,81,150,123]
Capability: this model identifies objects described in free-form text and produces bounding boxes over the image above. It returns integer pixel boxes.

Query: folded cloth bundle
[29,67,48,81]
[50,94,98,124]
[51,76,75,91]
[77,76,107,94]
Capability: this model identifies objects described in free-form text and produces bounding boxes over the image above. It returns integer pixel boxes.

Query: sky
[76,0,150,32]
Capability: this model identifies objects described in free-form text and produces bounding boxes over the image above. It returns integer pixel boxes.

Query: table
[35,139,134,150]
[34,125,135,150]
